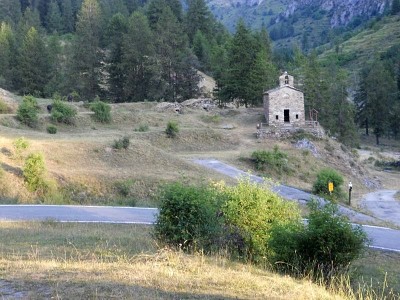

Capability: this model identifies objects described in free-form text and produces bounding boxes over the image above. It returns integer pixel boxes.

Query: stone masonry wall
[265,86,305,126]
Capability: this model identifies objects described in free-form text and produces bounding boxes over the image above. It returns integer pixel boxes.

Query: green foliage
[46,125,57,134]
[312,168,344,200]
[12,137,30,161]
[23,152,49,194]
[269,200,368,279]
[165,120,179,138]
[51,100,77,124]
[251,146,290,174]
[134,124,149,132]
[17,96,39,128]
[113,136,130,150]
[221,179,301,263]
[154,182,225,251]
[89,100,111,123]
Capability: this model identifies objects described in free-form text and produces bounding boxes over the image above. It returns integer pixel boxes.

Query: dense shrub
[312,168,344,200]
[46,125,57,134]
[23,152,48,194]
[221,179,301,263]
[154,182,225,251]
[113,136,130,149]
[251,146,290,174]
[17,96,40,127]
[89,100,111,123]
[165,120,179,138]
[269,200,368,279]
[51,100,77,124]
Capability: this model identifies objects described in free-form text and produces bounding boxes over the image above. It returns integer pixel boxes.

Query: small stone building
[263,72,305,126]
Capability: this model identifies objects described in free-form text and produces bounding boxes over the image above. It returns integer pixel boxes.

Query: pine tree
[61,0,75,33]
[16,27,50,96]
[218,20,259,107]
[185,0,213,44]
[46,0,63,34]
[0,22,15,87]
[361,61,397,144]
[71,0,102,100]
[154,5,198,101]
[122,11,157,102]
[106,13,128,102]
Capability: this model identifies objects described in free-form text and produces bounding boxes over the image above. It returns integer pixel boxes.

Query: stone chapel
[263,72,305,127]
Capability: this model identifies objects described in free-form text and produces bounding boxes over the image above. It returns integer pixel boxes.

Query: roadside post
[328,182,334,195]
[348,182,353,205]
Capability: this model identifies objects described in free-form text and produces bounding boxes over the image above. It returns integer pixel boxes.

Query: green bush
[154,182,225,251]
[251,146,290,174]
[23,152,48,194]
[135,124,149,132]
[51,100,77,124]
[46,125,57,134]
[17,96,40,127]
[269,200,368,280]
[312,168,344,200]
[165,120,179,138]
[113,136,130,150]
[12,137,30,161]
[221,178,301,263]
[89,100,111,123]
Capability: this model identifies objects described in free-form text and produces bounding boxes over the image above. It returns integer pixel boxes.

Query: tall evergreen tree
[0,22,15,89]
[122,11,158,101]
[218,20,262,107]
[46,0,63,33]
[356,61,397,144]
[154,5,198,101]
[16,27,50,96]
[185,0,213,44]
[61,0,75,33]
[71,0,102,100]
[106,13,128,102]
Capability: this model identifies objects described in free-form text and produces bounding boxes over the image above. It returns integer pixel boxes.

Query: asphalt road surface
[0,205,157,224]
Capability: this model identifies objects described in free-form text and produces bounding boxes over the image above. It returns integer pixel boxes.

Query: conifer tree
[0,22,15,88]
[106,13,128,102]
[61,0,75,33]
[218,20,262,107]
[16,27,50,96]
[46,0,63,34]
[185,0,213,44]
[122,11,157,102]
[71,0,102,100]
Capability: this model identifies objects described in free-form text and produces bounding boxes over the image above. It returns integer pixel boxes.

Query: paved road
[361,190,400,227]
[0,205,157,224]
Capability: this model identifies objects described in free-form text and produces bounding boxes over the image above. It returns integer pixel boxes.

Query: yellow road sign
[328,182,334,192]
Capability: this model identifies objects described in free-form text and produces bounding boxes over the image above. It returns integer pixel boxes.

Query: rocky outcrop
[280,0,390,27]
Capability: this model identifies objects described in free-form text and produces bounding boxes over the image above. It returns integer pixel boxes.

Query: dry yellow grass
[0,221,350,299]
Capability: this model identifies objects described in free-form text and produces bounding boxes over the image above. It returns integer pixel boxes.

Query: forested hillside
[1,0,400,145]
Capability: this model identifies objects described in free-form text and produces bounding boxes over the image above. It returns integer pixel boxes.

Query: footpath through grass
[0,221,399,299]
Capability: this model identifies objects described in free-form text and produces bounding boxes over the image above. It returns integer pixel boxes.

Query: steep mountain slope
[207,0,392,48]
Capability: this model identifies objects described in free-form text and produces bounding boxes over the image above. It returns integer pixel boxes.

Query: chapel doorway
[284,109,290,123]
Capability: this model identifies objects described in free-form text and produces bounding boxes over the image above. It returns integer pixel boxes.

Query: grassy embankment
[0,221,399,299]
